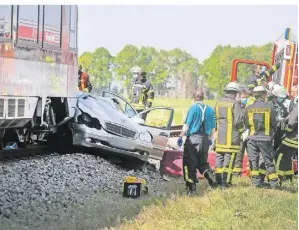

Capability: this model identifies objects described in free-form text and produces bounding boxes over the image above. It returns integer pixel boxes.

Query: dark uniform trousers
[275,137,298,181]
[215,152,237,186]
[183,133,211,187]
[233,140,247,175]
[246,139,277,186]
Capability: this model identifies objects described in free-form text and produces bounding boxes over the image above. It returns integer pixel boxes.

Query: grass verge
[113,177,298,230]
[153,98,216,125]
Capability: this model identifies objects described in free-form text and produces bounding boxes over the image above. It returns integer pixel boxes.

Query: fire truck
[231,27,298,92]
[0,5,79,148]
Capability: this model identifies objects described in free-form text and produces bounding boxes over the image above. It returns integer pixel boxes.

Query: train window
[18,5,39,43]
[69,5,77,49]
[43,5,61,47]
[0,6,12,40]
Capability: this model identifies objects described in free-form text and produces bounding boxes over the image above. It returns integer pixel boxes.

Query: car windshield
[102,97,126,114]
[77,93,137,118]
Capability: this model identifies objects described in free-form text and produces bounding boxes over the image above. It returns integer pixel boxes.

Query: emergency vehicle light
[284,28,291,40]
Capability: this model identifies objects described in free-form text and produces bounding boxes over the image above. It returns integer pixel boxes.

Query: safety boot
[203,170,217,188]
[186,183,196,196]
[251,176,262,187]
[286,175,294,187]
[269,179,279,189]
[215,173,222,187]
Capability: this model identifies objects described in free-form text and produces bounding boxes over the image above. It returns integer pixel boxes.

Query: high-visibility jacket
[130,79,154,110]
[78,72,92,92]
[214,94,244,153]
[245,96,256,108]
[284,103,298,148]
[244,99,277,141]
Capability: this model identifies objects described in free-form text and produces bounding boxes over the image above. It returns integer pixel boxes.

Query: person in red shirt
[78,65,92,93]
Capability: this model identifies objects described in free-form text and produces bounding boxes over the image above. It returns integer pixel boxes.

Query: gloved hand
[208,139,213,146]
[83,88,89,93]
[177,137,183,148]
[242,129,249,142]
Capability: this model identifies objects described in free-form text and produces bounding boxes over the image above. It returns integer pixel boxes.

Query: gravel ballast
[0,153,183,230]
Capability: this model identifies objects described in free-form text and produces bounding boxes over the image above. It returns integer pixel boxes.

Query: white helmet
[268,82,275,91]
[130,66,142,74]
[272,84,287,98]
[224,82,240,92]
[253,86,267,93]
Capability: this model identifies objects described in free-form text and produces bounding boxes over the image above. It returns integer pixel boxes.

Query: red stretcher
[161,150,249,179]
[161,150,298,178]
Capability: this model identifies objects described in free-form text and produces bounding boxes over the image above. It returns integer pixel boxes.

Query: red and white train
[0,5,79,148]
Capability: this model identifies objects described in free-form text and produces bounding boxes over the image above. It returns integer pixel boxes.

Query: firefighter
[130,67,154,113]
[244,86,279,188]
[270,84,291,151]
[78,65,92,93]
[247,64,262,89]
[214,82,243,187]
[275,102,298,185]
[177,90,216,195]
[233,87,250,176]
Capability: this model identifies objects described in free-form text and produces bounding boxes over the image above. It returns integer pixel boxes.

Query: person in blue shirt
[177,90,216,195]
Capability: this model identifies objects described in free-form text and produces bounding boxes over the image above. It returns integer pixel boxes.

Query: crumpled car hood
[76,93,144,132]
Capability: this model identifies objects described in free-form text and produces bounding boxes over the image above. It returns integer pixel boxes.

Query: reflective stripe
[215,168,224,173]
[248,111,255,136]
[250,170,259,176]
[277,170,285,176]
[248,84,256,88]
[233,168,242,173]
[285,170,294,176]
[268,173,278,180]
[226,107,233,148]
[223,167,230,173]
[216,144,241,150]
[276,153,283,172]
[264,111,270,136]
[227,152,236,183]
[215,102,219,145]
[248,108,270,136]
[216,148,240,153]
[282,140,298,149]
[272,65,277,72]
[284,137,298,145]
[184,166,193,183]
[285,127,293,132]
[245,97,255,108]
[259,169,267,175]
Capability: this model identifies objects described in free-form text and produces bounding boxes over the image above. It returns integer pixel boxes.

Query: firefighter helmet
[130,66,142,74]
[253,86,267,93]
[272,84,287,98]
[224,82,240,92]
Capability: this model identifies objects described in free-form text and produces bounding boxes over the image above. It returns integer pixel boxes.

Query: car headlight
[78,112,101,129]
[139,132,152,143]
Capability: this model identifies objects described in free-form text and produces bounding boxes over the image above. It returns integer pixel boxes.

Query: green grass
[153,98,216,125]
[113,178,298,230]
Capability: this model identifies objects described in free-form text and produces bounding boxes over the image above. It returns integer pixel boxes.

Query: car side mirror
[132,116,145,125]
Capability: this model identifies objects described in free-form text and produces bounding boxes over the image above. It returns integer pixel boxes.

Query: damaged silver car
[70,91,174,163]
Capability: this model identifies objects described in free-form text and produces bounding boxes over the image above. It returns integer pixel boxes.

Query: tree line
[78,43,273,98]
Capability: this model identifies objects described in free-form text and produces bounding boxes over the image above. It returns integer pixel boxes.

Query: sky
[78,5,298,62]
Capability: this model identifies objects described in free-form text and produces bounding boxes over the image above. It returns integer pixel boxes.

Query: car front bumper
[70,123,152,162]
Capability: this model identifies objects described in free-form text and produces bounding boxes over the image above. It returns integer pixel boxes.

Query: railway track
[0,145,54,162]
[0,125,183,162]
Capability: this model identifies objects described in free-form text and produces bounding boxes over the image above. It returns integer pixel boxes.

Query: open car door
[131,107,174,160]
[101,90,138,118]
